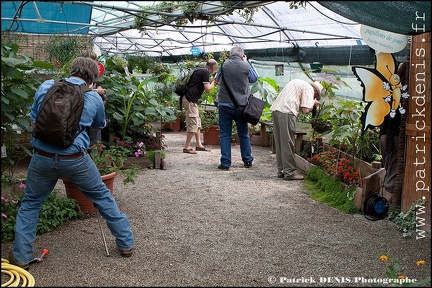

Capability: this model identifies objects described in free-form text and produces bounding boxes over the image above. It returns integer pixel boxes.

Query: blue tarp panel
[1,1,92,34]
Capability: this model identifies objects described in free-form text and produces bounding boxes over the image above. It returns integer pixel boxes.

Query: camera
[93,83,107,102]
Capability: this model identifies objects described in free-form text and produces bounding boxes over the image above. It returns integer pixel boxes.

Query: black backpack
[32,79,91,147]
[173,68,196,97]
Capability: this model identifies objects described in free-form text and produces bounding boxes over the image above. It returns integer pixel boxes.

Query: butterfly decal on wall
[352,52,409,134]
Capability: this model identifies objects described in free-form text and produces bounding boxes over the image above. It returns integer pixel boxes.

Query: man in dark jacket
[215,46,258,170]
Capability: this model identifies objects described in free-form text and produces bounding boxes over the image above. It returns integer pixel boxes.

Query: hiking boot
[283,174,304,181]
[119,248,133,258]
[218,164,230,171]
[244,162,253,168]
[8,251,29,270]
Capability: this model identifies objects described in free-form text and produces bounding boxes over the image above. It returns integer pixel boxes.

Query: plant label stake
[95,204,110,256]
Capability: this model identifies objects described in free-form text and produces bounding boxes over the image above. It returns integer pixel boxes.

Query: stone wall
[1,32,92,61]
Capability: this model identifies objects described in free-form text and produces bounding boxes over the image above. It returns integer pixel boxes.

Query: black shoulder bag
[220,61,265,126]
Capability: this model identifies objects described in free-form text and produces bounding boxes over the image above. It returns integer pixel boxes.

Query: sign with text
[190,46,201,56]
[360,25,408,53]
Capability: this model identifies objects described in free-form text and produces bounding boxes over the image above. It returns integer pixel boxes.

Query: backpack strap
[65,80,92,136]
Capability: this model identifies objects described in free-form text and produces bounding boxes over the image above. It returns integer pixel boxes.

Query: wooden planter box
[122,156,153,169]
[295,151,383,212]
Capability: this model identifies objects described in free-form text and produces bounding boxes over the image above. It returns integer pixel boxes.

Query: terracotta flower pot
[203,125,219,145]
[63,171,117,213]
[162,117,182,132]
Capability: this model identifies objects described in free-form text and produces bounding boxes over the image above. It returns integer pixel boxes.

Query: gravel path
[2,131,430,287]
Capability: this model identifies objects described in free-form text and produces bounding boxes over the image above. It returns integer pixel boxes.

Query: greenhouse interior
[1,1,431,286]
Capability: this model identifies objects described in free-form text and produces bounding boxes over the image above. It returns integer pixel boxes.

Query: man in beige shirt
[270,79,321,180]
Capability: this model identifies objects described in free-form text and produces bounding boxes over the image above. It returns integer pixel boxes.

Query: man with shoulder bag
[215,46,259,170]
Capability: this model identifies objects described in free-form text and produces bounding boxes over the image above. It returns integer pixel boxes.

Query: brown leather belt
[34,148,84,159]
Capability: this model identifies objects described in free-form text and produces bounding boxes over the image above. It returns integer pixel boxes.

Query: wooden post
[295,132,307,154]
[154,131,162,169]
[403,32,431,233]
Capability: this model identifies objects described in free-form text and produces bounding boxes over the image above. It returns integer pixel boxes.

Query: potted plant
[162,109,183,132]
[310,101,332,134]
[63,141,139,213]
[111,135,166,169]
[200,107,219,145]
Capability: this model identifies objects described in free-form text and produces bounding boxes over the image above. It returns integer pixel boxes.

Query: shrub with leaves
[388,198,427,237]
[1,186,83,243]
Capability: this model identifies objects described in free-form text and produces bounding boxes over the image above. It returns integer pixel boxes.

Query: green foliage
[200,109,219,131]
[126,54,155,74]
[305,166,358,214]
[104,55,129,73]
[297,112,312,123]
[202,85,218,106]
[1,43,54,183]
[1,188,83,243]
[37,34,92,66]
[310,101,332,135]
[1,44,53,133]
[144,150,166,161]
[388,198,427,238]
[314,67,352,98]
[37,190,84,234]
[322,98,380,164]
[149,62,171,82]
[100,67,174,138]
[89,141,139,185]
[135,1,271,30]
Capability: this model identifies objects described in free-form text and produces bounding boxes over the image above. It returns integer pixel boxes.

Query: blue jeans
[12,152,134,264]
[218,104,253,167]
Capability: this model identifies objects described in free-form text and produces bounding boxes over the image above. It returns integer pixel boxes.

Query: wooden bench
[258,121,307,154]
